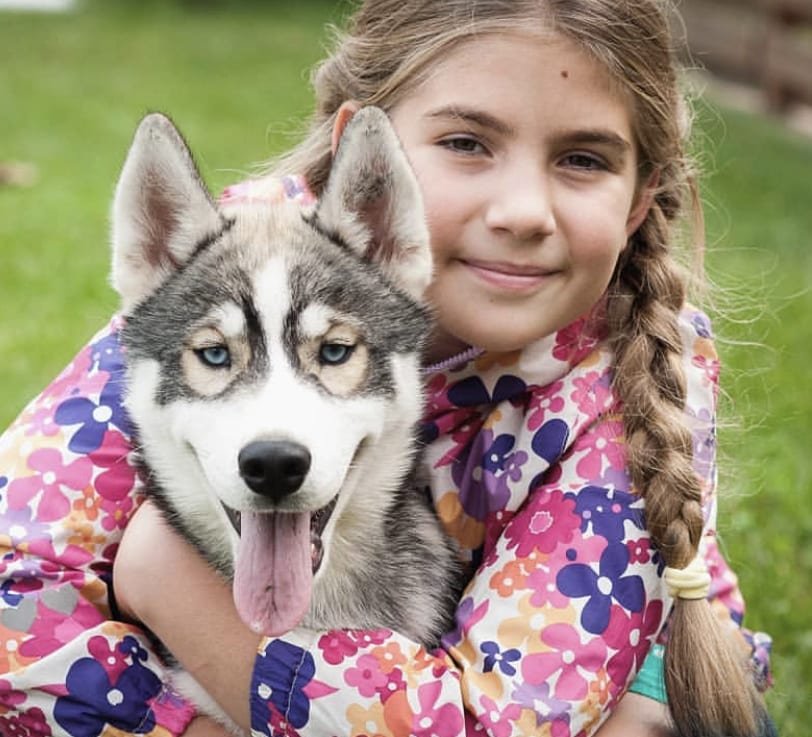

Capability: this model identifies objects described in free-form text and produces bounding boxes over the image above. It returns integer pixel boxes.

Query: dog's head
[111,109,432,634]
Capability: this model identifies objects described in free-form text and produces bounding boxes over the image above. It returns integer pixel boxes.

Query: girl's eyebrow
[424,105,515,136]
[552,129,632,154]
[424,105,632,155]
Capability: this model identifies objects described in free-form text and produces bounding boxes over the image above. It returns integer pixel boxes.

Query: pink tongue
[233,510,312,636]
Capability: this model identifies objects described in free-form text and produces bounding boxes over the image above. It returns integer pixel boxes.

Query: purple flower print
[447,375,527,407]
[441,595,489,651]
[89,332,125,374]
[480,641,521,676]
[0,578,22,607]
[252,639,315,733]
[451,429,520,521]
[691,310,713,339]
[53,637,162,737]
[54,379,130,454]
[531,419,569,465]
[512,680,571,736]
[556,542,645,634]
[687,405,716,484]
[570,486,643,543]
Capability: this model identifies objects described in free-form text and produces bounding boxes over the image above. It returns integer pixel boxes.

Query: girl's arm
[116,500,674,737]
[0,321,196,737]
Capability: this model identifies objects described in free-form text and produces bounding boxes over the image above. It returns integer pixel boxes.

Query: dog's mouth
[222,495,338,573]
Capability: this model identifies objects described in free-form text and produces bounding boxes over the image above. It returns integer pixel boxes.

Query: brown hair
[269,2,764,734]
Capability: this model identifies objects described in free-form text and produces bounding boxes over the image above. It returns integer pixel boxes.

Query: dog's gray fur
[112,110,461,731]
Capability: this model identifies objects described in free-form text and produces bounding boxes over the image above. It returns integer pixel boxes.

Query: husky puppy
[111,109,461,726]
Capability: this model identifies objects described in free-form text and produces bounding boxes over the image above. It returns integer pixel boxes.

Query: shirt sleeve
[0,319,196,737]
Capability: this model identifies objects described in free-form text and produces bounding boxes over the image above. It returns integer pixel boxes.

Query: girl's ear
[625,169,660,239]
[331,101,362,154]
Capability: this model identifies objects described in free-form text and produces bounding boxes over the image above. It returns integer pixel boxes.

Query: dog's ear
[315,106,432,301]
[111,113,223,312]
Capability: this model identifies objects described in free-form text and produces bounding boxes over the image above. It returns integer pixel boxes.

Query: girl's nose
[484,167,556,241]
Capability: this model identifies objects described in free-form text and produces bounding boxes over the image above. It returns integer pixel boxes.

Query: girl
[0,1,773,736]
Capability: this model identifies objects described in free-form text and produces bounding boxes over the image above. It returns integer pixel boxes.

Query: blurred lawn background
[1,0,810,731]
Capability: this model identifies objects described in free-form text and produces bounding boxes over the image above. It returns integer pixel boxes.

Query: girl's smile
[388,31,653,362]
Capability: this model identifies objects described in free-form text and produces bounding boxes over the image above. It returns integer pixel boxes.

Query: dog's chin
[220,495,338,574]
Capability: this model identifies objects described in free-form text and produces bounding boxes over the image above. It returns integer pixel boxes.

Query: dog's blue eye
[197,345,231,368]
[319,342,353,366]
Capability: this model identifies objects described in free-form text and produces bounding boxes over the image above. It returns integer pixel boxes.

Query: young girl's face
[388,32,651,361]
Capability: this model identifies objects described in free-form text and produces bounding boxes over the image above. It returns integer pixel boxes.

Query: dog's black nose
[238,440,311,500]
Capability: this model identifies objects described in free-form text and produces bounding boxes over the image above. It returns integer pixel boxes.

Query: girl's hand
[113,499,259,733]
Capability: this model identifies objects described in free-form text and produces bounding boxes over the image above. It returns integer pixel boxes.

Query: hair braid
[608,199,763,736]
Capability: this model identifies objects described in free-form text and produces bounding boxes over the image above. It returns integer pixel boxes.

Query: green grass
[1,2,810,732]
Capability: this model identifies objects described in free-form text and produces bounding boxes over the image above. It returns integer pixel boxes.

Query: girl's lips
[461,259,552,291]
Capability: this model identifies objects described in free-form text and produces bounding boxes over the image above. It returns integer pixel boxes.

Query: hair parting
[266,1,768,734]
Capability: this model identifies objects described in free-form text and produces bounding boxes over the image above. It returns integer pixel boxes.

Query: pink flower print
[692,352,720,385]
[345,653,389,698]
[7,448,93,522]
[317,629,389,666]
[570,370,614,419]
[626,537,652,565]
[573,418,625,483]
[503,488,580,558]
[552,317,590,363]
[603,600,664,688]
[412,681,463,737]
[526,383,565,431]
[477,695,521,737]
[88,636,130,684]
[0,677,27,711]
[522,622,607,701]
[24,405,63,438]
[40,344,94,402]
[0,706,52,737]
[89,430,137,502]
[526,562,571,610]
[19,594,104,659]
[100,493,135,532]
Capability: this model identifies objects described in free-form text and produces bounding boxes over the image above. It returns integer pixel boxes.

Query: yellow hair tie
[663,555,711,600]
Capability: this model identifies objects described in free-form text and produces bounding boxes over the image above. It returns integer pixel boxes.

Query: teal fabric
[628,643,667,703]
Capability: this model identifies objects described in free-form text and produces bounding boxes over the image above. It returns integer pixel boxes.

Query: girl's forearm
[114,502,259,732]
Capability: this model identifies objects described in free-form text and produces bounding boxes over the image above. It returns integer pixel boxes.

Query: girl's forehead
[402,31,634,138]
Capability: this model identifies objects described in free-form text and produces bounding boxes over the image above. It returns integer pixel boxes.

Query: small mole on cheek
[561,70,569,79]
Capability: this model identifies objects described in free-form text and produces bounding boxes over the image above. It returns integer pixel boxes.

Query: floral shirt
[0,177,771,737]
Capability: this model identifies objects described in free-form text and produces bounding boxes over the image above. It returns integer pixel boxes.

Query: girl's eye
[196,345,231,369]
[319,342,354,366]
[439,136,487,156]
[560,152,607,171]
